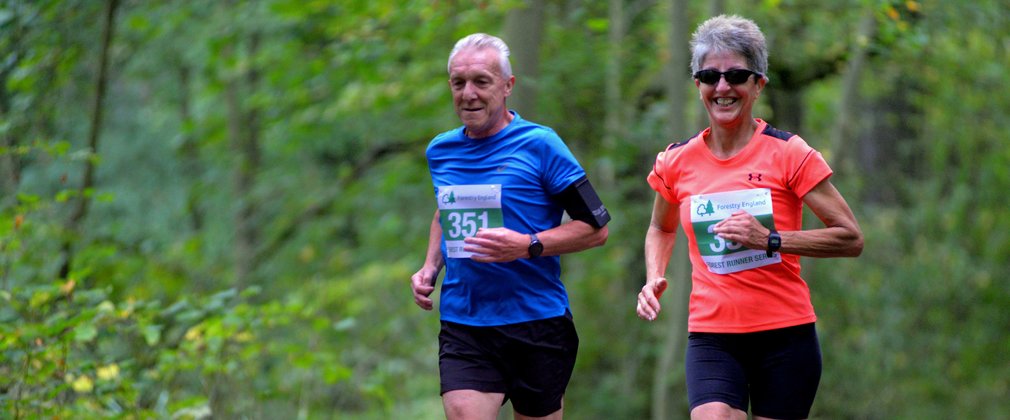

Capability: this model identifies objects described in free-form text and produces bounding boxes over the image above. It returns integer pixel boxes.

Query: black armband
[555,176,611,228]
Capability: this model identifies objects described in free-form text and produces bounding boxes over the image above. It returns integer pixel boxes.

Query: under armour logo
[748,173,762,182]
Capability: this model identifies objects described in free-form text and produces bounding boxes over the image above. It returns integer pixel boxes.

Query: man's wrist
[527,233,544,258]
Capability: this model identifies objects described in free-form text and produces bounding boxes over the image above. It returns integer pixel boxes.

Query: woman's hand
[637,277,669,321]
[711,210,770,251]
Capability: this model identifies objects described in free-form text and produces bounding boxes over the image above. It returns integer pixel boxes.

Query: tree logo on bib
[696,200,715,217]
[441,191,457,205]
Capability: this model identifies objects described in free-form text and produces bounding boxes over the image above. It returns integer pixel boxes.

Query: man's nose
[462,81,479,98]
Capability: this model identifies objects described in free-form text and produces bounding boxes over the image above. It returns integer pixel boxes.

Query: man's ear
[504,75,515,97]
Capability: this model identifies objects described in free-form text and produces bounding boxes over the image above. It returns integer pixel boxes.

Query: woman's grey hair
[690,15,768,78]
[447,33,513,78]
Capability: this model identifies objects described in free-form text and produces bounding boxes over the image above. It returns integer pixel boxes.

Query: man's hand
[636,277,668,321]
[411,266,439,310]
[463,227,528,263]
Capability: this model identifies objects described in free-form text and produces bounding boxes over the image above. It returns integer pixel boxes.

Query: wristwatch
[528,233,544,258]
[766,229,781,258]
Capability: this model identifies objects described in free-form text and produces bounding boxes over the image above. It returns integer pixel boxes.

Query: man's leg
[443,389,505,420]
[507,311,578,419]
[514,398,563,420]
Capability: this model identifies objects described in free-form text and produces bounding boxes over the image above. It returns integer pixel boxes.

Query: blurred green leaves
[1,0,1009,418]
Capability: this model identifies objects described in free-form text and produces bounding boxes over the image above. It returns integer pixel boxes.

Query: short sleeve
[541,131,586,195]
[785,136,833,197]
[647,148,680,204]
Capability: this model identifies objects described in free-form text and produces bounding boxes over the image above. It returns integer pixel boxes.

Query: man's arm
[461,221,607,263]
[537,220,608,257]
[462,175,610,263]
[411,209,444,310]
[536,174,610,256]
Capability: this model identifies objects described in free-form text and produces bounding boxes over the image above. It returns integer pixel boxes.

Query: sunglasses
[693,69,762,85]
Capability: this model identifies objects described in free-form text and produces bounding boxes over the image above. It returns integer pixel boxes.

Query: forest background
[1,0,1008,418]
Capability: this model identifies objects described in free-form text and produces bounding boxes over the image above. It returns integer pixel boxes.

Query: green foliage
[2,0,1009,418]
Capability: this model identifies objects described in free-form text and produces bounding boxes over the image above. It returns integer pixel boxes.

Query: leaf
[333,318,356,332]
[143,324,162,346]
[74,324,98,343]
[72,375,94,393]
[96,363,120,381]
[323,364,352,384]
[29,290,53,308]
[60,279,76,295]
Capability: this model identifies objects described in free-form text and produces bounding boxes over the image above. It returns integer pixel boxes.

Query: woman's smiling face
[696,50,766,129]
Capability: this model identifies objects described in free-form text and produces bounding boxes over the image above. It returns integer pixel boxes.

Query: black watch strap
[766,229,781,258]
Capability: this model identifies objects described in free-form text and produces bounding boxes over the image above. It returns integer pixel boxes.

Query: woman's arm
[638,193,680,321]
[711,178,863,258]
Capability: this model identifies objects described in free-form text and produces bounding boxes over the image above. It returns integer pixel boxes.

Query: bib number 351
[445,210,490,239]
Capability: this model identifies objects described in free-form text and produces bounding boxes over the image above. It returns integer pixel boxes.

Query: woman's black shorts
[685,322,822,419]
[438,311,579,417]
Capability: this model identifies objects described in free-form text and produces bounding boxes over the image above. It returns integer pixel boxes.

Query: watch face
[529,243,544,258]
[529,239,544,258]
[767,231,781,257]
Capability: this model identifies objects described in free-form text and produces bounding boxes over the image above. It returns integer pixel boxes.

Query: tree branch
[251,141,419,266]
[60,0,120,279]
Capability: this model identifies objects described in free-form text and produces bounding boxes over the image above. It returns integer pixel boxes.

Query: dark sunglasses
[693,69,762,85]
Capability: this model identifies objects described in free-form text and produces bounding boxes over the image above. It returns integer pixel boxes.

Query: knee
[691,401,747,420]
[443,399,468,419]
[442,390,502,420]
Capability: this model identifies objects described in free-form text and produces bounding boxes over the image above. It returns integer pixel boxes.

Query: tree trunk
[0,48,20,203]
[765,87,804,134]
[663,0,688,140]
[177,65,204,232]
[652,0,692,418]
[225,33,263,291]
[708,0,726,15]
[503,0,545,120]
[831,11,877,177]
[0,110,19,206]
[59,0,120,279]
[695,1,728,131]
[599,0,625,188]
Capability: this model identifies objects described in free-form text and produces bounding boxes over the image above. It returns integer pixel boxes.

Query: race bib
[690,188,780,274]
[437,184,504,258]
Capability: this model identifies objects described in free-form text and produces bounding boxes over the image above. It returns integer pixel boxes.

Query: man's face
[448,47,514,139]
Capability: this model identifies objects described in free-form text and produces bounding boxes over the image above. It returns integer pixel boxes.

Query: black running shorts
[685,322,822,419]
[438,311,579,417]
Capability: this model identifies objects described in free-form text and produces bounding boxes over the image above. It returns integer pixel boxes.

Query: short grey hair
[690,15,768,78]
[447,33,513,78]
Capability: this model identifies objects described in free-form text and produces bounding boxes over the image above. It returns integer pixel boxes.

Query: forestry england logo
[696,200,715,217]
[441,191,456,205]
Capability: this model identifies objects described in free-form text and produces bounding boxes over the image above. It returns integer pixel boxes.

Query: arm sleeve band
[555,176,611,228]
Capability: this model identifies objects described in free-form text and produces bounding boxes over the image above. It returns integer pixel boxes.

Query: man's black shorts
[438,311,579,417]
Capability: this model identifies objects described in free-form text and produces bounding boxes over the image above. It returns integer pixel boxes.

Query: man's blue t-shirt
[426,111,586,326]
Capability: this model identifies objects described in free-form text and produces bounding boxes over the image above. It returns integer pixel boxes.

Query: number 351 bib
[437,184,505,258]
[690,188,780,274]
